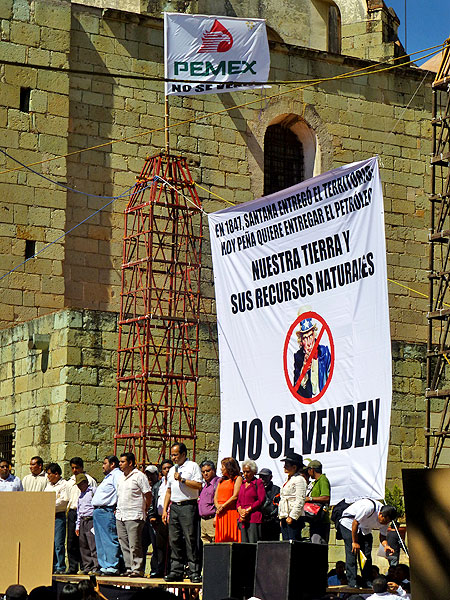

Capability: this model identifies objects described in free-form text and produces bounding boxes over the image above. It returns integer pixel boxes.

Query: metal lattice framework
[114,153,203,466]
[427,40,450,468]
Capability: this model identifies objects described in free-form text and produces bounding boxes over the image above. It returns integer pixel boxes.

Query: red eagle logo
[199,20,233,53]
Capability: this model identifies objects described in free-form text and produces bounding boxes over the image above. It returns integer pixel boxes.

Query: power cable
[0,43,445,177]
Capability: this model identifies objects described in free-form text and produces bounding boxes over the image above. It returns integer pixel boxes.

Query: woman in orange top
[214,457,243,542]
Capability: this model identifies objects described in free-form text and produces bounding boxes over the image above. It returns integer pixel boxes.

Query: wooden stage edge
[53,574,369,595]
[53,574,201,589]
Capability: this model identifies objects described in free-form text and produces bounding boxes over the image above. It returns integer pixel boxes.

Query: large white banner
[208,157,391,502]
[164,13,270,96]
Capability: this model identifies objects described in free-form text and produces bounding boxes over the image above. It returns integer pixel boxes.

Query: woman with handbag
[304,459,331,544]
[278,452,307,541]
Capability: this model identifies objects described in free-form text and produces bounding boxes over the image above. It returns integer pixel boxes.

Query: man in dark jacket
[148,459,173,577]
[258,468,280,541]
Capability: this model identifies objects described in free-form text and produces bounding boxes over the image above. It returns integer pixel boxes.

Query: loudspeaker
[403,468,450,600]
[254,541,327,600]
[203,542,256,600]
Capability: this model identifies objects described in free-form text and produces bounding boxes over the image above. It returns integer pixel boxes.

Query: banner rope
[0,43,444,177]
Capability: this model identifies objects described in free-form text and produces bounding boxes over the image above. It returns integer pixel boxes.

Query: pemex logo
[199,19,233,53]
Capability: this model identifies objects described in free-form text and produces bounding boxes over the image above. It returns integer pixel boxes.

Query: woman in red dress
[214,457,243,542]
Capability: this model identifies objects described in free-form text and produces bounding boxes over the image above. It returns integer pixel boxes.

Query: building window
[328,5,341,54]
[25,239,36,260]
[0,425,15,465]
[20,87,31,113]
[264,125,305,196]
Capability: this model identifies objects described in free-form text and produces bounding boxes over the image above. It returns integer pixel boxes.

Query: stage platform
[52,574,201,599]
[53,574,371,598]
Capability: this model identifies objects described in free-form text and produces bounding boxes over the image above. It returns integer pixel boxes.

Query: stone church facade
[0,0,443,507]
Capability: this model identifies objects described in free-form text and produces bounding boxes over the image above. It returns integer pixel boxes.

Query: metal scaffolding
[114,152,203,466]
[426,41,450,468]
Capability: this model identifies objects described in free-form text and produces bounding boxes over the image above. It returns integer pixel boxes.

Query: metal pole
[426,88,437,468]
[165,96,170,153]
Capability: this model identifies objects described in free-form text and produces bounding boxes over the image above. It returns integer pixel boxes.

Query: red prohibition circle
[283,311,335,405]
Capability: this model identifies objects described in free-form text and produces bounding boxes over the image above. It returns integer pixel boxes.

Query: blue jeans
[54,512,66,573]
[93,507,122,573]
[280,518,302,541]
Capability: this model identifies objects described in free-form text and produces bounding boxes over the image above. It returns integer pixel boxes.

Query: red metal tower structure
[114,152,203,466]
[426,42,450,468]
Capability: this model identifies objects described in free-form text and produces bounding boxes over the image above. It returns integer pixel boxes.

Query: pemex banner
[164,13,270,96]
[208,157,391,502]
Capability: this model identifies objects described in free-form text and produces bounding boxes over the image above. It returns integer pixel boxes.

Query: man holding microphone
[163,443,203,583]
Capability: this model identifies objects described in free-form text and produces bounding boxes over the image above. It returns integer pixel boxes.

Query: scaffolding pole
[114,152,203,466]
[426,40,450,468]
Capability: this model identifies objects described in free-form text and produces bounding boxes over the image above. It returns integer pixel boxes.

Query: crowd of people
[326,562,411,599]
[0,447,405,594]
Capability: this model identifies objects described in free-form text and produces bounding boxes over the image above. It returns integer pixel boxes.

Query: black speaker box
[403,468,450,600]
[254,541,327,600]
[203,542,257,600]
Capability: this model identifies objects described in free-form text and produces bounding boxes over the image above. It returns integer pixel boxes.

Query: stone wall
[0,307,220,480]
[0,0,429,340]
[0,309,117,481]
[342,0,405,61]
[0,0,70,327]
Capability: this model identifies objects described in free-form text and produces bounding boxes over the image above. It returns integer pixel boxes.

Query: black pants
[386,529,402,566]
[142,517,158,573]
[309,518,330,545]
[155,518,170,576]
[67,508,81,572]
[238,522,261,543]
[261,520,281,541]
[168,502,200,578]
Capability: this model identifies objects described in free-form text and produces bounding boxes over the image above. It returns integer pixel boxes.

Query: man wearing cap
[75,473,100,575]
[258,468,281,541]
[294,317,331,399]
[305,459,331,545]
[92,455,124,575]
[66,457,97,574]
[148,459,173,577]
[142,465,160,575]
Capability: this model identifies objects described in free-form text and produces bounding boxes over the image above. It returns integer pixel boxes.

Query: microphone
[175,465,179,473]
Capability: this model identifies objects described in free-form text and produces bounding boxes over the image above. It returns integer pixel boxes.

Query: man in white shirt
[92,455,124,575]
[339,500,397,588]
[22,456,47,492]
[0,458,23,491]
[163,443,203,584]
[44,462,69,574]
[66,456,97,574]
[116,452,152,577]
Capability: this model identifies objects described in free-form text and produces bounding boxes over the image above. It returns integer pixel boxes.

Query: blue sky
[386,1,450,65]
